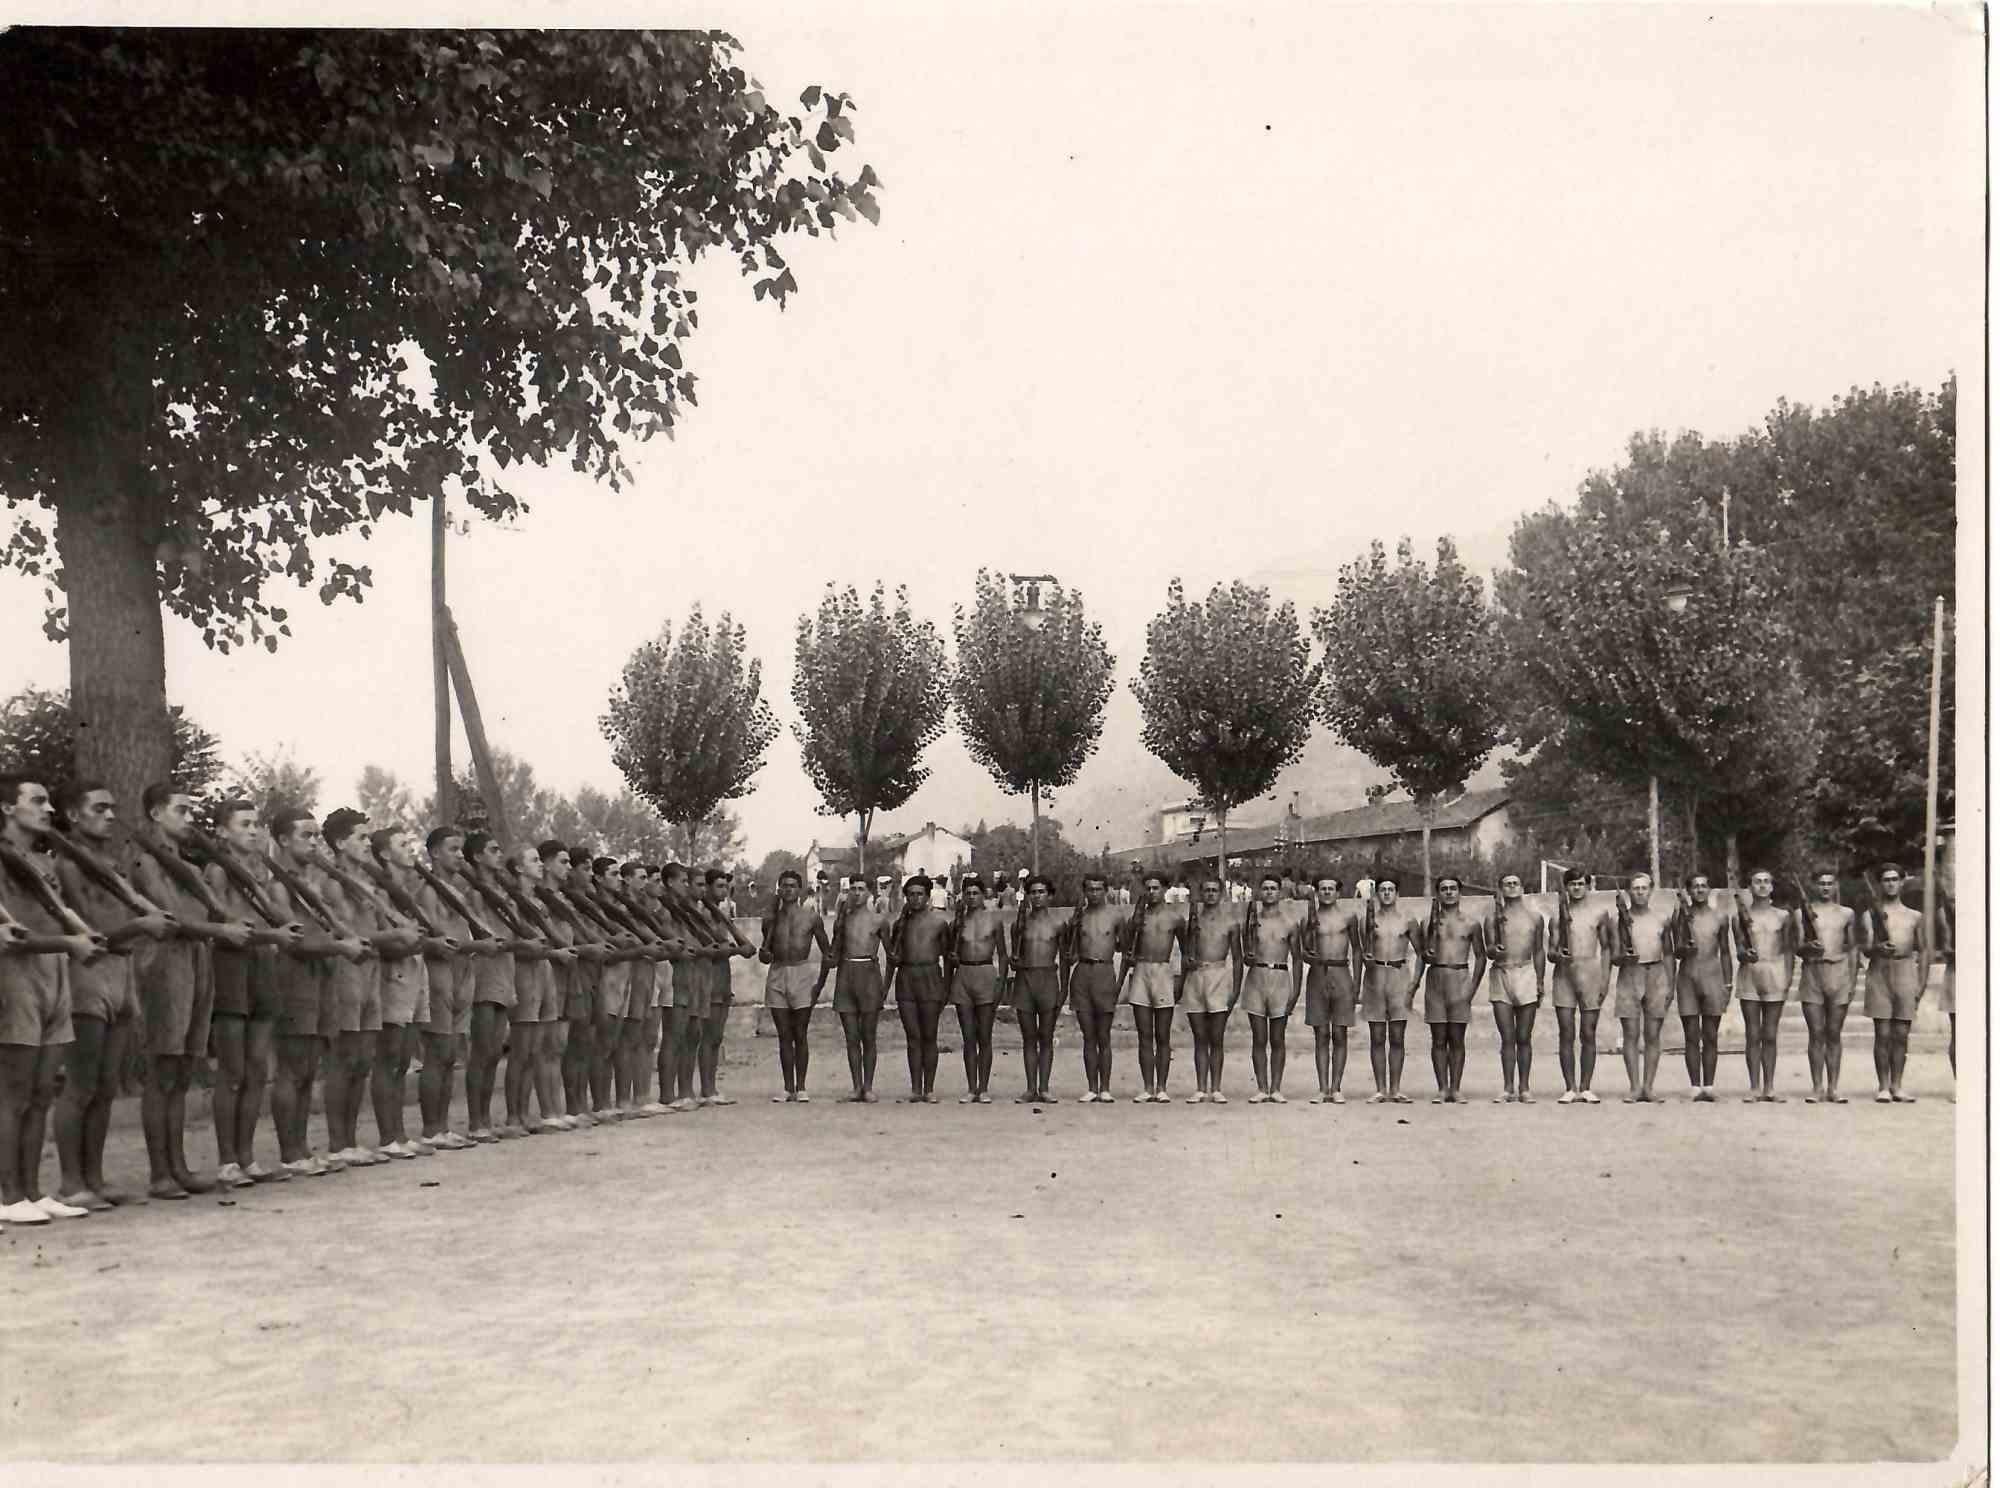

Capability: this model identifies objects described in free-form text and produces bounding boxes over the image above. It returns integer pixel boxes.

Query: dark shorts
[1423,966,1476,1025]
[275,961,325,1039]
[1068,963,1119,1016]
[1613,962,1673,1020]
[1013,966,1064,1014]
[210,945,279,1022]
[898,963,949,1006]
[140,947,213,1057]
[1304,964,1357,1028]
[424,956,471,1037]
[70,955,139,1025]
[473,952,517,1011]
[1676,960,1730,1016]
[832,962,884,1015]
[1865,957,1921,1021]
[950,964,1001,1008]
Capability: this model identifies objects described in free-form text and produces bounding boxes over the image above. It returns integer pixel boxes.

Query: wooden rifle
[1555,889,1572,960]
[1613,888,1637,965]
[183,827,293,929]
[130,825,228,921]
[1791,874,1824,957]
[365,858,449,939]
[318,848,416,932]
[413,862,493,942]
[462,865,532,941]
[1858,869,1892,951]
[0,839,104,944]
[43,829,171,920]
[1734,889,1759,964]
[261,849,343,936]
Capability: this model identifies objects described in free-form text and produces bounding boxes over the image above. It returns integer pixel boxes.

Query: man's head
[844,876,870,907]
[1878,864,1906,899]
[1627,871,1652,908]
[1498,872,1524,903]
[1199,877,1222,907]
[145,782,194,840]
[1315,875,1341,906]
[1375,875,1399,908]
[777,869,802,902]
[273,807,320,860]
[371,826,417,870]
[704,867,732,904]
[537,839,571,885]
[324,808,369,861]
[465,830,505,873]
[427,827,467,873]
[1142,871,1166,906]
[1686,873,1712,902]
[663,863,691,898]
[1025,874,1052,910]
[1749,868,1774,901]
[1258,873,1281,906]
[511,844,544,883]
[0,775,51,840]
[1082,873,1107,906]
[593,856,617,884]
[57,781,116,842]
[211,797,259,852]
[1435,875,1461,908]
[1563,868,1589,901]
[902,874,931,909]
[1811,869,1838,901]
[961,875,986,907]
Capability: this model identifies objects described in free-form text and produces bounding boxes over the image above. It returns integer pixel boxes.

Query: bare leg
[1871,1016,1892,1094]
[1428,1022,1448,1095]
[1889,1018,1911,1096]
[1313,1025,1331,1097]
[1492,1003,1516,1096]
[1270,1016,1290,1095]
[1680,1014,1703,1088]
[917,1000,941,1097]
[55,1015,109,1197]
[1760,1003,1782,1096]
[1577,1008,1600,1092]
[1445,1022,1465,1097]
[955,1004,980,1095]
[141,1053,179,1188]
[1368,1021,1388,1096]
[1555,1006,1578,1093]
[700,1012,727,1099]
[1618,1016,1642,1097]
[1515,1005,1538,1097]
[1329,1024,1348,1095]
[1250,1016,1272,1095]
[898,994,924,1096]
[1150,1007,1174,1094]
[1640,1014,1664,1098]
[1208,1010,1230,1095]
[774,1007,799,1095]
[975,1003,998,1095]
[1136,1007,1159,1095]
[371,1023,408,1146]
[1801,1001,1826,1097]
[239,1016,274,1166]
[1699,1013,1721,1087]
[1742,1001,1765,1096]
[1386,1019,1406,1098]
[210,1013,247,1169]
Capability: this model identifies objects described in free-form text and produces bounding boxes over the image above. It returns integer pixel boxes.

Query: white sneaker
[215,1162,255,1189]
[1076,1093,1096,1104]
[639,1101,670,1116]
[795,1091,810,1103]
[1133,1092,1152,1103]
[1269,1092,1288,1104]
[35,1195,90,1219]
[1,1199,51,1225]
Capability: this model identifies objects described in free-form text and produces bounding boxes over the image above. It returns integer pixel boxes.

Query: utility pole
[432,493,454,826]
[1920,596,1945,987]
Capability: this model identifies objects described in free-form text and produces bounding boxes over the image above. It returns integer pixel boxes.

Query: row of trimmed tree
[600,379,1955,892]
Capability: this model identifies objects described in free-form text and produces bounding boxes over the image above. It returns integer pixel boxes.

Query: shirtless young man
[369,826,459,1154]
[1238,875,1302,1104]
[1796,868,1861,1104]
[1418,876,1486,1103]
[1864,864,1926,1104]
[1612,873,1677,1103]
[1359,876,1427,1105]
[1484,873,1544,1103]
[1550,868,1615,1106]
[1673,874,1734,1101]
[947,876,1010,1102]
[692,869,758,1106]
[322,811,426,1161]
[1299,875,1361,1104]
[659,863,728,1112]
[1009,875,1072,1104]
[1065,874,1129,1103]
[818,876,890,1101]
[888,875,953,1103]
[1179,876,1241,1104]
[129,784,255,1195]
[49,782,175,1208]
[412,827,494,1147]
[761,870,831,1102]
[0,777,102,1224]
[202,799,303,1185]
[1117,872,1183,1103]
[263,809,364,1173]
[1736,869,1796,1103]
[457,831,533,1140]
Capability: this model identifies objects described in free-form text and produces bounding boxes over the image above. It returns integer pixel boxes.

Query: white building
[803,821,972,890]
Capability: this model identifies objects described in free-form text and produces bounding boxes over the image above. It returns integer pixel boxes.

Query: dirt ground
[1,1006,1962,1464]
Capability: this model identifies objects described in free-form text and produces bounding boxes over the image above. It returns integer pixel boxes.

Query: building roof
[1113,788,1512,867]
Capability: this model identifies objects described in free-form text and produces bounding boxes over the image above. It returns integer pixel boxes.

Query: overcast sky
[0,4,1982,863]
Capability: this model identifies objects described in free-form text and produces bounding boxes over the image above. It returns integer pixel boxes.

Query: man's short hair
[1436,875,1461,893]
[1142,871,1166,888]
[1811,867,1837,881]
[425,826,463,854]
[1259,874,1281,888]
[621,861,646,879]
[1562,868,1589,887]
[1025,874,1054,894]
[1081,872,1107,889]
[593,856,617,877]
[705,867,732,886]
[142,782,180,816]
[0,774,33,811]
[463,830,496,859]
[1878,863,1905,878]
[323,807,368,848]
[54,779,108,818]
[1626,872,1650,888]
[904,873,932,895]
[537,839,567,863]
[213,797,257,830]
[961,874,986,893]
[368,826,404,860]
[777,869,802,887]
[664,862,690,884]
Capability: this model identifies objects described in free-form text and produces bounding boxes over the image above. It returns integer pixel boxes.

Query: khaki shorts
[211,945,280,1022]
[472,951,517,1011]
[379,956,427,1027]
[1486,963,1540,1008]
[831,961,882,1015]
[1865,957,1921,1020]
[141,947,214,1056]
[1068,962,1119,1015]
[951,963,1001,1008]
[1119,962,1176,1010]
[1551,959,1609,1011]
[0,955,73,1047]
[1796,959,1852,1010]
[1304,964,1356,1027]
[651,961,675,1011]
[70,953,139,1024]
[1013,966,1065,1014]
[1676,960,1730,1017]
[334,961,384,1034]
[1423,966,1475,1024]
[764,960,819,1011]
[1740,961,1789,1005]
[1614,962,1673,1020]
[424,956,472,1037]
[1238,965,1292,1020]
[1359,962,1412,1023]
[1180,963,1232,1016]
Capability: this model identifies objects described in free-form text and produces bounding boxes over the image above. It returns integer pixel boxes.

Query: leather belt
[843,956,876,963]
[1135,958,1173,965]
[1629,960,1661,967]
[1364,957,1406,968]
[1247,960,1289,969]
[1873,950,1913,960]
[1428,962,1470,971]
[1184,960,1224,967]
[1077,957,1111,965]
[955,957,993,966]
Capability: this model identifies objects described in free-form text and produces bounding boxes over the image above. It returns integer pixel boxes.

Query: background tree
[951,570,1116,874]
[0,686,224,804]
[1497,506,1819,886]
[791,582,950,875]
[667,806,749,869]
[602,603,778,860]
[1315,536,1506,893]
[221,747,324,822]
[355,764,423,834]
[0,30,879,818]
[567,785,677,863]
[429,749,551,840]
[961,816,1094,899]
[754,847,807,893]
[1130,580,1321,881]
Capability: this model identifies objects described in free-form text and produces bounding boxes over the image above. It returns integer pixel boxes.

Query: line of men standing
[0,771,762,1229]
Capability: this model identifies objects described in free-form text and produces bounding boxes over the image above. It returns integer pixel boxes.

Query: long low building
[1114,787,1516,874]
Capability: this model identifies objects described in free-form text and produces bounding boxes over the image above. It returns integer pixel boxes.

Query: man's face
[433,835,467,874]
[1028,883,1050,910]
[778,876,800,904]
[1316,879,1340,907]
[706,874,731,905]
[1200,881,1221,907]
[4,781,52,838]
[1258,879,1280,906]
[385,830,417,870]
[282,819,322,862]
[1688,876,1711,902]
[151,792,194,841]
[963,884,985,911]
[1813,873,1837,902]
[74,789,118,842]
[336,828,371,864]
[515,850,544,884]
[1144,879,1166,906]
[1377,881,1399,908]
[543,851,571,886]
[1628,874,1652,909]
[1565,878,1588,902]
[903,883,926,912]
[220,807,258,853]
[1438,880,1461,908]
[1880,868,1905,900]
[1750,870,1774,900]
[846,882,868,909]
[1084,880,1106,906]
[1499,874,1523,903]
[475,838,505,873]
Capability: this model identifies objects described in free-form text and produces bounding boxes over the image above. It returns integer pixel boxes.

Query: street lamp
[1007,573,1057,633]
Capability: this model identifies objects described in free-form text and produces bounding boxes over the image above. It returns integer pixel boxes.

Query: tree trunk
[432,493,454,826]
[1685,792,1699,881]
[55,447,171,824]
[1724,830,1741,890]
[1419,795,1435,897]
[855,809,873,878]
[1216,805,1229,888]
[1030,780,1041,876]
[1646,774,1661,887]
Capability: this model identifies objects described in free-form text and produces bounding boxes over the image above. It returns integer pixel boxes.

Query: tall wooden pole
[443,614,512,849]
[1920,596,1944,988]
[1647,774,1661,886]
[432,494,454,826]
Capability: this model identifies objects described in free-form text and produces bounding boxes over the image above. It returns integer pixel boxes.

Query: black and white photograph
[0,5,1984,1477]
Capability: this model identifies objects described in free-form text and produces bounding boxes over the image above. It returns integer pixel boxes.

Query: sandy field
[1,1005,1961,1464]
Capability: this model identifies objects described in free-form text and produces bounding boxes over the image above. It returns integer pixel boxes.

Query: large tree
[951,570,1116,874]
[1130,580,1321,881]
[355,764,423,834]
[1315,536,1506,893]
[601,604,778,852]
[791,582,950,875]
[666,806,748,869]
[0,685,224,803]
[220,746,324,822]
[1,30,878,818]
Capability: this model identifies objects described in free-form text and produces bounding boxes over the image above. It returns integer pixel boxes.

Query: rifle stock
[43,830,169,919]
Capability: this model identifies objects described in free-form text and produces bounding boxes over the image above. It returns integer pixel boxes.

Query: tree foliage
[1130,580,1321,864]
[0,686,224,801]
[601,604,777,834]
[220,747,324,822]
[355,764,423,834]
[665,805,747,868]
[961,816,1095,899]
[791,582,950,869]
[1316,536,1505,806]
[951,570,1116,804]
[0,29,878,810]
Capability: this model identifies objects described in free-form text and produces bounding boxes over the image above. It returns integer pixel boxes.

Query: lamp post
[1006,573,1059,869]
